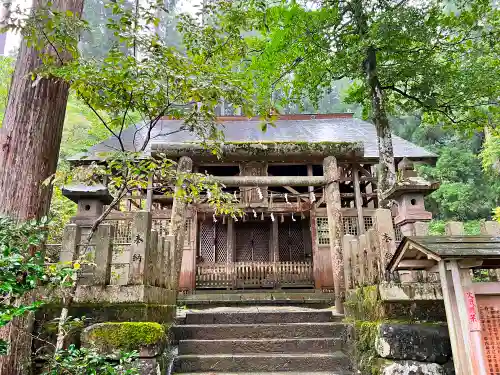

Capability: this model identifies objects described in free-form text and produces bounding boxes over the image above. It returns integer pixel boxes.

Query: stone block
[81,322,166,355]
[375,324,451,364]
[379,360,446,375]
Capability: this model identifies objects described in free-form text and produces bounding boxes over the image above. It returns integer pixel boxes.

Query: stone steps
[179,337,346,354]
[172,308,354,374]
[172,353,352,373]
[172,322,351,341]
[183,310,341,324]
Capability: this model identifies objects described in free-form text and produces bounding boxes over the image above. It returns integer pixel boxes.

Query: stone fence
[342,213,500,290]
[58,211,175,290]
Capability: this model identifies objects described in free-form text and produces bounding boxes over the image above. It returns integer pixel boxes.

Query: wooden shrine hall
[68,113,438,293]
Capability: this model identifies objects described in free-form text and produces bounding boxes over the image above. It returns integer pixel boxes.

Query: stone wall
[346,284,455,375]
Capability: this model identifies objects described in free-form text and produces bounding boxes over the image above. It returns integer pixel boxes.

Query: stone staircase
[171,307,354,374]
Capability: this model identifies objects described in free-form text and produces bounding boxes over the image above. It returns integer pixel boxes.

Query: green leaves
[43,344,139,375]
[0,217,78,355]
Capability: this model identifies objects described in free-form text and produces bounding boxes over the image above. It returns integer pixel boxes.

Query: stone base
[345,283,446,321]
[375,323,451,364]
[75,285,177,305]
[379,360,446,375]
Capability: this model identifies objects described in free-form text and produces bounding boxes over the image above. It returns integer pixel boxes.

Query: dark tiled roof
[69,117,436,161]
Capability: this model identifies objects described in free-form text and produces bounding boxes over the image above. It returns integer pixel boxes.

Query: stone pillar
[149,230,159,286]
[128,211,153,285]
[60,224,81,264]
[373,209,396,281]
[169,156,193,292]
[323,156,345,314]
[93,224,114,286]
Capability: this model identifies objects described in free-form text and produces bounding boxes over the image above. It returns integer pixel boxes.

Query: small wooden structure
[66,114,438,311]
[388,232,500,375]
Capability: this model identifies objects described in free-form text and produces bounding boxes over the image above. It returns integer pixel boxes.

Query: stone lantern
[62,184,114,225]
[387,158,439,236]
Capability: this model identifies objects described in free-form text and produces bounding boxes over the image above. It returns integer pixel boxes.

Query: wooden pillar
[352,164,365,234]
[323,156,345,314]
[179,211,197,292]
[439,260,466,375]
[128,211,152,285]
[169,156,193,292]
[271,218,279,262]
[227,217,234,263]
[310,208,322,289]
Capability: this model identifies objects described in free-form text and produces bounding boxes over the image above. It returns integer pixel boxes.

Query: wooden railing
[196,261,313,289]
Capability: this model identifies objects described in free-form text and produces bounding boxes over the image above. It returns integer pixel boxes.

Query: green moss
[344,286,382,321]
[355,321,381,375]
[223,141,362,156]
[87,322,166,351]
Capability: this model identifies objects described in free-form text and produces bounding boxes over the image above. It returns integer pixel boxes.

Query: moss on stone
[86,322,167,351]
[344,286,382,321]
[355,321,381,375]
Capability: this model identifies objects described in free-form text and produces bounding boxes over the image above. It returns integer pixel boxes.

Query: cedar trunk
[365,46,396,209]
[0,1,84,373]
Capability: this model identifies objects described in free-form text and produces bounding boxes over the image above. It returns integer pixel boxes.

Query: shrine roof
[388,236,500,272]
[68,114,437,162]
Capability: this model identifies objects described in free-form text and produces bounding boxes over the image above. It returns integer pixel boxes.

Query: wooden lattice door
[199,220,228,263]
[235,221,270,262]
[278,219,306,262]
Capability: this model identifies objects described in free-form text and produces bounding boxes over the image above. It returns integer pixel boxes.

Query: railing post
[366,229,379,284]
[93,224,114,286]
[342,234,354,290]
[162,235,174,289]
[445,221,464,235]
[60,224,81,264]
[358,234,367,286]
[128,211,152,285]
[373,209,396,281]
[149,230,159,286]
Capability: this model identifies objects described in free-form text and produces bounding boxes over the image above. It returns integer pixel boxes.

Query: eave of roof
[388,236,500,272]
[68,115,438,163]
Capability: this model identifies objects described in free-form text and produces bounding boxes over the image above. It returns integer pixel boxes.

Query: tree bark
[352,0,396,209]
[0,1,11,56]
[365,46,396,209]
[0,1,84,373]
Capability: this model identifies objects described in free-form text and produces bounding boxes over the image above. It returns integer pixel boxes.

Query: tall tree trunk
[0,1,84,373]
[352,0,396,209]
[0,1,12,56]
[365,46,396,208]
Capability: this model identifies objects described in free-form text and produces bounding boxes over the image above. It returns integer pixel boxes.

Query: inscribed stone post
[373,209,396,281]
[128,211,152,285]
[169,156,193,292]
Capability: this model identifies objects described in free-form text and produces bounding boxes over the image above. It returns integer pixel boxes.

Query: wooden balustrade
[195,261,313,289]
